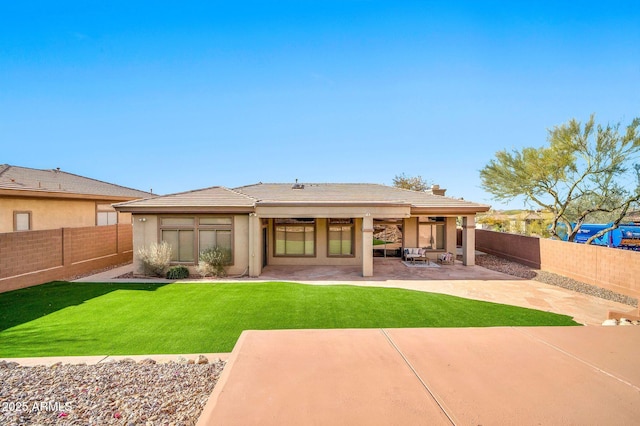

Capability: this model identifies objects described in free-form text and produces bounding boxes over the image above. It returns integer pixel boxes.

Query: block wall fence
[476,229,640,299]
[0,224,132,293]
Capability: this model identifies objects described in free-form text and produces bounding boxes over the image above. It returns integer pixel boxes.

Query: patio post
[248,212,261,277]
[462,215,476,266]
[362,214,374,277]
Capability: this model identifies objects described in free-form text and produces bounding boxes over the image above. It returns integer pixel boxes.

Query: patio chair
[437,252,455,265]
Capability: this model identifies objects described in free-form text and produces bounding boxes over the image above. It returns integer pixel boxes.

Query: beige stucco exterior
[0,195,132,233]
[130,212,471,278]
[117,182,489,278]
[131,214,251,276]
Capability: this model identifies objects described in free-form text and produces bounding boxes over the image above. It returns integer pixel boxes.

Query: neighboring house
[477,209,553,236]
[0,164,153,233]
[625,209,640,224]
[114,182,490,277]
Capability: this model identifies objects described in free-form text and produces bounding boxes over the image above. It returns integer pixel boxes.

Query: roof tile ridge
[161,185,228,197]
[233,182,263,190]
[223,186,259,202]
[0,164,10,177]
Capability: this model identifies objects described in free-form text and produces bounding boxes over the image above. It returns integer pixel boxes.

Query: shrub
[197,246,232,277]
[137,242,172,277]
[166,265,190,280]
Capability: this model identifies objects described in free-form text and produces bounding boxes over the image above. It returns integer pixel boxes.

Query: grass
[0,281,580,357]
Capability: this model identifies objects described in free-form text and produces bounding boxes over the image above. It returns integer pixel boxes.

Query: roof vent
[292,179,304,190]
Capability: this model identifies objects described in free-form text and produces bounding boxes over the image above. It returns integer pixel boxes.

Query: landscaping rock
[0,359,225,425]
[602,319,618,326]
[475,254,638,307]
[175,356,189,364]
[197,355,209,365]
[139,358,157,365]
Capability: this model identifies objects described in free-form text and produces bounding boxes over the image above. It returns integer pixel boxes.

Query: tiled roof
[114,182,490,213]
[114,186,256,209]
[0,164,152,199]
[235,183,489,210]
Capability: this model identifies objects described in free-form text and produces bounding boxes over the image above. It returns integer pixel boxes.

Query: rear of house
[115,182,490,277]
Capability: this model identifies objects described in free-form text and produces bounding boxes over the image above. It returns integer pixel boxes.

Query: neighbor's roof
[115,182,489,214]
[0,164,152,200]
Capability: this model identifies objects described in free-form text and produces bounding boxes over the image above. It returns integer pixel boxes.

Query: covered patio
[259,256,512,282]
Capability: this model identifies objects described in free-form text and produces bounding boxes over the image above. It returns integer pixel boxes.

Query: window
[14,211,31,231]
[328,218,354,256]
[198,217,232,255]
[160,216,233,264]
[96,204,118,226]
[274,218,315,256]
[418,217,445,250]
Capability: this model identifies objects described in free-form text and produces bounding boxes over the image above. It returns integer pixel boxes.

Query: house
[477,209,554,236]
[0,164,153,233]
[114,182,490,277]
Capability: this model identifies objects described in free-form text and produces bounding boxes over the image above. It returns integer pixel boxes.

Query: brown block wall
[66,226,118,264]
[0,224,133,293]
[476,229,640,299]
[0,229,63,279]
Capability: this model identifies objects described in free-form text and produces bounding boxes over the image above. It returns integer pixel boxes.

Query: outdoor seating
[403,247,428,264]
[437,252,455,265]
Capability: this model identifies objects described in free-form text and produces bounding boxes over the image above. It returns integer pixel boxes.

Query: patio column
[362,214,374,277]
[462,215,476,266]
[248,213,261,277]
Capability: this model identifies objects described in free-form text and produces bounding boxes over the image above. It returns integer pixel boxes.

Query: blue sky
[2,1,639,209]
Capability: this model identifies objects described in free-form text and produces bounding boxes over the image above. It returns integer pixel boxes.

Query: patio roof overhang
[410,206,491,216]
[255,203,411,219]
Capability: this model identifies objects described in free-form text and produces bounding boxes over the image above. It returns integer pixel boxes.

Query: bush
[197,246,232,277]
[166,265,190,280]
[137,242,172,277]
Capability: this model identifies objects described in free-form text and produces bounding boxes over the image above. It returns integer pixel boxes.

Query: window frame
[159,216,234,265]
[96,203,118,226]
[13,211,32,231]
[327,218,355,257]
[273,218,317,257]
[417,217,446,251]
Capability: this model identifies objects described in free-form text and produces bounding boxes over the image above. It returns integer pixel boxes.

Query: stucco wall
[131,214,250,276]
[476,229,640,299]
[0,197,132,232]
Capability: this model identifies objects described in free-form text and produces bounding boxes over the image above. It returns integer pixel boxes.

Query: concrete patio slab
[386,327,640,425]
[197,329,452,426]
[198,327,640,426]
[521,326,640,386]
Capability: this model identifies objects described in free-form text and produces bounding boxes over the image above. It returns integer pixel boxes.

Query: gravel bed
[0,357,225,426]
[474,253,638,308]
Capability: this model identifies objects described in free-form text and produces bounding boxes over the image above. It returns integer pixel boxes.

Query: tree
[479,115,640,244]
[392,173,430,192]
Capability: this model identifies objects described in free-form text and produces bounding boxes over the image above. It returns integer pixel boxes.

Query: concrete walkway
[197,327,640,425]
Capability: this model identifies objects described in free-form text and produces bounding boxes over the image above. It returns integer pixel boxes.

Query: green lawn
[0,281,579,357]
